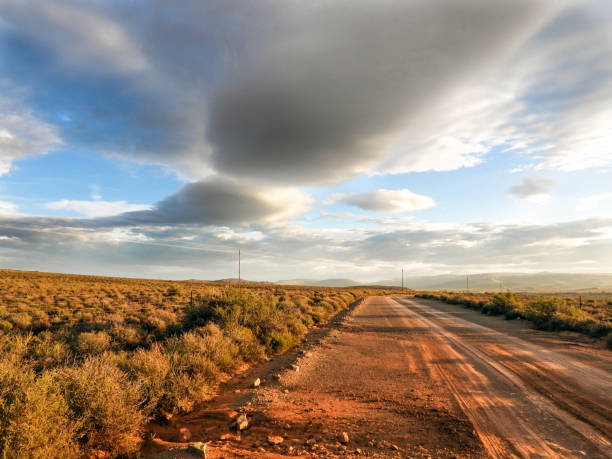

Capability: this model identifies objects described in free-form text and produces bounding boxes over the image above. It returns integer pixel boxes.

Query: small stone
[220,433,240,441]
[283,389,289,394]
[273,373,282,380]
[338,431,350,444]
[305,438,316,446]
[235,413,248,431]
[290,364,300,372]
[268,435,284,445]
[252,378,261,387]
[391,444,400,451]
[187,442,207,458]
[178,426,192,441]
[355,448,363,455]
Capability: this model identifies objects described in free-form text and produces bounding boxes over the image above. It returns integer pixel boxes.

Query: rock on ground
[267,435,284,445]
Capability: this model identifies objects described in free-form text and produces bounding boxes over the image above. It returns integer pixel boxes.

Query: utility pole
[466,274,469,293]
[238,249,241,294]
[401,268,404,294]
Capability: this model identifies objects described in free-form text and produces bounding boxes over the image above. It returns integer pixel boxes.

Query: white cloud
[96,228,152,244]
[0,88,62,175]
[2,212,612,278]
[257,188,314,223]
[382,3,612,175]
[579,193,612,211]
[0,0,148,74]
[327,189,435,213]
[0,200,20,216]
[212,227,266,242]
[45,199,151,218]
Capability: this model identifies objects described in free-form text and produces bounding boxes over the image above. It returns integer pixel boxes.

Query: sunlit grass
[0,269,397,457]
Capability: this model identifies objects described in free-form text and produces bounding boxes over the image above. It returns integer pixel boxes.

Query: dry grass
[0,269,398,457]
[415,290,612,345]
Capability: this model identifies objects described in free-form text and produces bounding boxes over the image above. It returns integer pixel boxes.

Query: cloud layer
[328,189,435,213]
[1,0,590,184]
[45,200,151,218]
[0,88,62,175]
[1,1,612,280]
[1,213,611,280]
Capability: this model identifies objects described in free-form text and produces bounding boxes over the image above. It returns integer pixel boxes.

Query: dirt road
[148,296,612,458]
[391,297,612,458]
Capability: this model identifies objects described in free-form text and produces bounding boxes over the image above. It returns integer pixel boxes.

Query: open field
[0,269,399,457]
[1,269,611,458]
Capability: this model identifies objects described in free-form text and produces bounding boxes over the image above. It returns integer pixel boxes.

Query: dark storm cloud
[0,0,560,183]
[208,0,556,184]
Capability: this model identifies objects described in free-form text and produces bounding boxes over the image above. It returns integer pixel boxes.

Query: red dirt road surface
[147,296,612,458]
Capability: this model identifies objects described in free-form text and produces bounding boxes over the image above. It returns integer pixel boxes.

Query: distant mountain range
[277,273,612,292]
[276,278,363,288]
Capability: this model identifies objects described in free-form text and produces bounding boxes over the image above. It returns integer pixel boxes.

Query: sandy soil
[145,296,612,458]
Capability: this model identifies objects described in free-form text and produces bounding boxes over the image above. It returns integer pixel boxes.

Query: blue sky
[1,0,611,281]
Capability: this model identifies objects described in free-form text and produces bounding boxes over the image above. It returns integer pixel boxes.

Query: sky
[0,0,611,282]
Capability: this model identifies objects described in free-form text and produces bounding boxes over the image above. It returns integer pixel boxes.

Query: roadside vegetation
[0,269,397,457]
[415,290,612,347]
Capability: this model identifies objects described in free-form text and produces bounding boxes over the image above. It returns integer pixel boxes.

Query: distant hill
[276,278,363,287]
[373,273,612,292]
[275,273,612,291]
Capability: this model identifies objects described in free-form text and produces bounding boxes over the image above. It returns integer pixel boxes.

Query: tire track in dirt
[391,297,612,458]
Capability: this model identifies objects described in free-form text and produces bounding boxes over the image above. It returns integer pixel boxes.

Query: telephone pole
[238,249,241,294]
[401,268,404,294]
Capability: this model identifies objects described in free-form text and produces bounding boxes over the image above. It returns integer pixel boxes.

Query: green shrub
[184,301,217,328]
[0,360,78,458]
[228,326,263,361]
[76,330,111,355]
[52,355,145,456]
[504,309,522,320]
[267,330,298,353]
[163,350,218,414]
[8,312,32,330]
[585,322,612,338]
[28,331,71,369]
[120,344,171,415]
[166,285,182,297]
[110,324,142,349]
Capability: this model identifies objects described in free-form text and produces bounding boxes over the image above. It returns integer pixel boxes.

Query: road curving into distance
[390,296,612,458]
